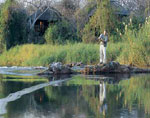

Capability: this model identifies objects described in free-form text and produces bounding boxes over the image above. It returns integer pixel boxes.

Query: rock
[76,62,84,66]
[67,62,84,67]
[81,65,96,74]
[81,61,150,75]
[118,65,130,73]
[130,67,147,73]
[53,65,72,74]
[50,62,62,71]
[101,65,110,72]
[65,64,72,68]
[38,61,150,76]
[71,62,76,67]
[38,62,73,76]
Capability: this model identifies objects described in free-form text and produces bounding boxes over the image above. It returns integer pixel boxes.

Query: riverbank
[0,43,123,66]
[0,42,149,67]
[38,62,150,76]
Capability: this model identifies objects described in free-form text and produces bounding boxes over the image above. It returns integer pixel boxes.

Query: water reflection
[0,74,150,118]
[99,82,107,115]
[0,78,70,117]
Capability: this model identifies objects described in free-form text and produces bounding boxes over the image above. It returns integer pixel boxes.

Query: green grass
[116,19,150,67]
[0,37,149,67]
[0,43,123,67]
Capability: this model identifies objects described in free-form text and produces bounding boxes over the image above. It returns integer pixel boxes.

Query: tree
[117,0,150,17]
[0,0,27,50]
[74,0,97,39]
[55,0,82,38]
[19,0,60,30]
[82,0,117,43]
[57,0,80,18]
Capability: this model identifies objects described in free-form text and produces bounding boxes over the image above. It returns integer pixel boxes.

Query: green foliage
[117,17,150,67]
[0,0,149,68]
[44,20,79,44]
[82,0,118,43]
[1,15,150,67]
[107,42,125,62]
[0,42,122,66]
[75,1,96,39]
[0,0,27,51]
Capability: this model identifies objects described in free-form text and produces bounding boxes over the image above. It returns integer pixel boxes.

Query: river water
[0,67,150,118]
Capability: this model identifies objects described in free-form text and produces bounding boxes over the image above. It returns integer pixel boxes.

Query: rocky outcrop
[38,62,73,76]
[81,61,150,74]
[66,62,84,67]
[38,61,150,76]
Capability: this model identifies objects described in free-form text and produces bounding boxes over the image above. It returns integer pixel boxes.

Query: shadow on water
[0,73,150,118]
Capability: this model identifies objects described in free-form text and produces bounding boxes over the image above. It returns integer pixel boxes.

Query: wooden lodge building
[28,1,129,37]
[28,7,61,36]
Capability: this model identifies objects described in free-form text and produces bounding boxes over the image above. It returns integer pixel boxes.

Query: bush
[44,20,79,44]
[117,17,150,67]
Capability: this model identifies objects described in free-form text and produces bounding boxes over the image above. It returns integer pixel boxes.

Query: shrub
[44,20,79,44]
[117,17,150,67]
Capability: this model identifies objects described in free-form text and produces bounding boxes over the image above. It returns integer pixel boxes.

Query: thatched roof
[88,0,129,18]
[30,7,61,22]
[110,0,130,16]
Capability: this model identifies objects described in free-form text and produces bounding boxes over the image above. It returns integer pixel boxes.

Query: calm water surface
[0,67,150,118]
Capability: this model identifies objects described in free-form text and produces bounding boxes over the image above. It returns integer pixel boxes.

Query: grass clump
[0,42,122,66]
[117,17,150,67]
